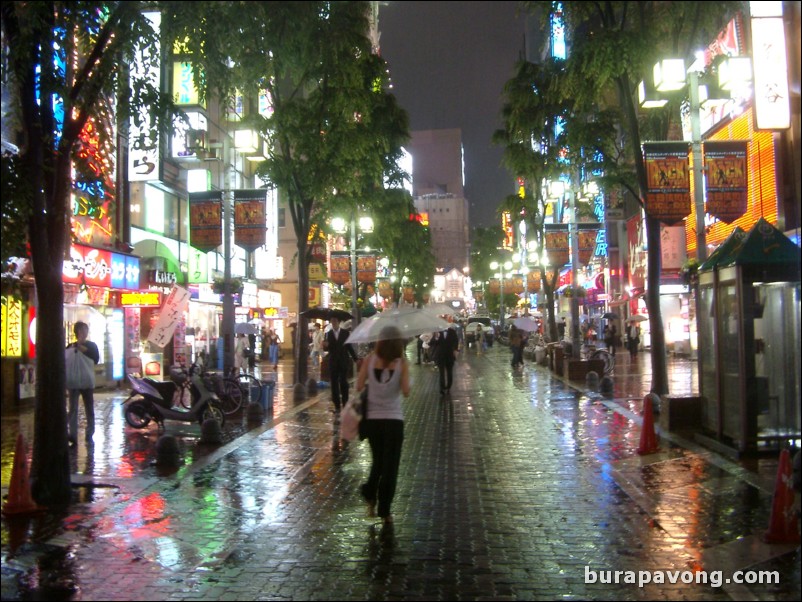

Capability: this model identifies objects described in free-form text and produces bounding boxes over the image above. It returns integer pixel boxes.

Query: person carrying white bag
[65,321,99,445]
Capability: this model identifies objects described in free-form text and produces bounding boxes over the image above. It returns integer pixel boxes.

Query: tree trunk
[617,74,669,395]
[28,146,73,505]
[294,236,309,385]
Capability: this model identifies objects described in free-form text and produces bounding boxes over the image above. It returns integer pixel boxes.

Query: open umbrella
[511,317,539,332]
[347,307,450,344]
[235,322,260,335]
[423,303,458,316]
[602,312,620,320]
[300,307,353,322]
[627,314,648,322]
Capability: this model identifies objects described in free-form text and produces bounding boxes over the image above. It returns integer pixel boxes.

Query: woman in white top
[355,325,411,527]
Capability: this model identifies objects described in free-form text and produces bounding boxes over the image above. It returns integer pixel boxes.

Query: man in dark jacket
[433,326,460,396]
[322,316,358,411]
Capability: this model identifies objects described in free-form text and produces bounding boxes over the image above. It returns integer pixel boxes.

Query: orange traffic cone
[2,433,43,516]
[762,449,800,544]
[637,393,660,455]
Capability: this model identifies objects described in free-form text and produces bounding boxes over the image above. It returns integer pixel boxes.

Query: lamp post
[490,259,513,330]
[332,214,373,326]
[641,55,749,262]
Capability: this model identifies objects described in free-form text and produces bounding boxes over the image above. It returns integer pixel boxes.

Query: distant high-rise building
[409,129,470,272]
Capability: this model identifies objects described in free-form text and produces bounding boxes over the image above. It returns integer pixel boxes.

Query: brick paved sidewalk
[1,344,799,600]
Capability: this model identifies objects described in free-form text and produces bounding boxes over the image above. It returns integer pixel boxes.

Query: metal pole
[689,69,708,262]
[569,189,581,359]
[222,135,235,374]
[350,216,359,325]
[500,270,505,329]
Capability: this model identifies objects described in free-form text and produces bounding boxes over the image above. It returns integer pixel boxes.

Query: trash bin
[250,379,275,411]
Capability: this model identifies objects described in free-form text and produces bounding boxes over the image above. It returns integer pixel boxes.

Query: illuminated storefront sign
[64,243,140,290]
[1,296,23,357]
[750,2,790,130]
[72,118,114,246]
[121,291,162,307]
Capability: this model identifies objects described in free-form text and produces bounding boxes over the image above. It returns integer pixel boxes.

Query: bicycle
[174,358,250,415]
[581,343,615,376]
[226,367,263,408]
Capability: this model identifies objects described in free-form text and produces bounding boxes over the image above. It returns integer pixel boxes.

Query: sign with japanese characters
[128,12,162,182]
[1,296,22,357]
[704,141,748,223]
[147,285,190,349]
[643,142,691,225]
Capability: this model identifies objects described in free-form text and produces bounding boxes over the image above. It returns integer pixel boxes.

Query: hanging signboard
[643,142,691,225]
[329,251,351,286]
[544,225,570,268]
[703,140,748,223]
[234,189,267,251]
[147,285,191,348]
[356,253,377,284]
[577,229,599,265]
[189,191,223,252]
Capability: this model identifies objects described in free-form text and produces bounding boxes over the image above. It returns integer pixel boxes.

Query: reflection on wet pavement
[1,345,799,601]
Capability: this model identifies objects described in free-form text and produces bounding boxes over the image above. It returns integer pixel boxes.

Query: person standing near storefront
[65,321,99,445]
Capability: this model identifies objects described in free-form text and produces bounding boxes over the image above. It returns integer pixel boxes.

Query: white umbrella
[511,317,539,332]
[423,303,458,316]
[347,307,450,344]
[628,314,648,322]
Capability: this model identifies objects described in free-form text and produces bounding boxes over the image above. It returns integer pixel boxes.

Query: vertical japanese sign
[1,296,22,357]
[147,285,191,349]
[577,228,599,265]
[704,141,748,223]
[234,189,267,251]
[128,11,162,182]
[643,142,691,225]
[329,251,351,285]
[751,3,790,130]
[189,191,223,252]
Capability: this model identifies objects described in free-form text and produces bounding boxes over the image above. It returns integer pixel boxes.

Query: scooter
[123,367,226,429]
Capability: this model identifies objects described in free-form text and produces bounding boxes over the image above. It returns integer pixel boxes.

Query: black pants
[330,363,350,409]
[362,419,404,519]
[438,360,455,392]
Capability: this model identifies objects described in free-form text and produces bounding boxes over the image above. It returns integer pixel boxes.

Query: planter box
[658,396,702,432]
[564,358,605,382]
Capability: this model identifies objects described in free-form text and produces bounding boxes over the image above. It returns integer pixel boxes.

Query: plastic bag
[65,347,95,390]
[340,397,362,442]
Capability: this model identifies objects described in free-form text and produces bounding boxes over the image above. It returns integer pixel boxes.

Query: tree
[163,1,410,384]
[1,2,174,504]
[523,1,740,394]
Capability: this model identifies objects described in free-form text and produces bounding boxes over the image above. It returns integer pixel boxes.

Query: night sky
[379,1,529,229]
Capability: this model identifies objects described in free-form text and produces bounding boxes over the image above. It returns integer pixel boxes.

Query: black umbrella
[602,312,620,320]
[300,307,353,322]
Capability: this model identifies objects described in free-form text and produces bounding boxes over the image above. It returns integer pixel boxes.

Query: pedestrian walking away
[310,322,324,370]
[268,328,281,370]
[323,316,358,411]
[65,321,99,445]
[355,325,410,529]
[509,326,523,368]
[234,333,249,372]
[433,325,459,395]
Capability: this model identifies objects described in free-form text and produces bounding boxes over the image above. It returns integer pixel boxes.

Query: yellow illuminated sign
[121,291,162,307]
[2,296,23,357]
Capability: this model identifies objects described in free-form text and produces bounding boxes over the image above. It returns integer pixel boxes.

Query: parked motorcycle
[124,368,226,429]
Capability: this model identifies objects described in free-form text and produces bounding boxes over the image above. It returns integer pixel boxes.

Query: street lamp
[332,214,373,325]
[489,258,514,329]
[640,54,749,262]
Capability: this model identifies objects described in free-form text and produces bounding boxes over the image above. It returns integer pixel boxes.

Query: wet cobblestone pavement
[2,344,800,601]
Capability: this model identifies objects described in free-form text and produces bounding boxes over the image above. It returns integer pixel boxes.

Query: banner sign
[147,285,190,348]
[703,141,748,223]
[544,225,570,268]
[189,191,223,252]
[329,251,351,285]
[527,269,541,293]
[577,229,599,265]
[356,253,377,284]
[643,142,691,225]
[234,189,267,251]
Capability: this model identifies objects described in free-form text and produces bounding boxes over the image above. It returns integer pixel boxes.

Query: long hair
[375,325,404,362]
